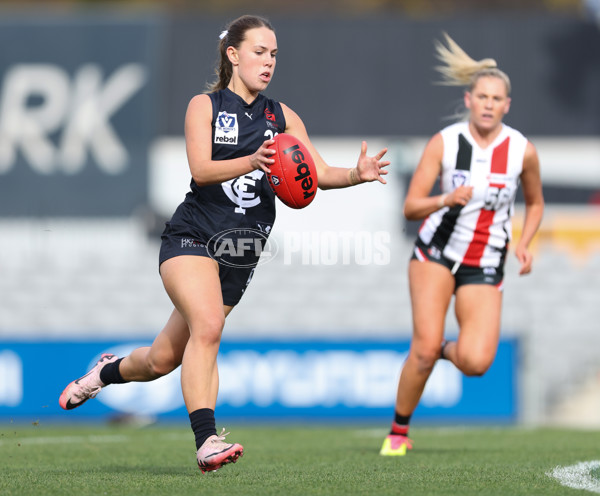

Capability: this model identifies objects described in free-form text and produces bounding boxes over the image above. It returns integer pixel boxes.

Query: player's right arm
[184,94,275,186]
[403,133,472,220]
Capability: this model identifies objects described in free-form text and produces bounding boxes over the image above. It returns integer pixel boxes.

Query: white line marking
[0,434,129,447]
[353,429,388,438]
[548,461,600,493]
[0,432,189,447]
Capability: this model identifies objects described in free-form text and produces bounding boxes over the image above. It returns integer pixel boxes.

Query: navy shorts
[412,239,504,291]
[159,224,257,307]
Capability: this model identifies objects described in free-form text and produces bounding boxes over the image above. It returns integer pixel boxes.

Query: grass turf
[1,423,599,495]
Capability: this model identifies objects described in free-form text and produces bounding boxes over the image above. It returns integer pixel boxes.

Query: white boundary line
[547,461,600,493]
[0,432,190,447]
[0,434,129,447]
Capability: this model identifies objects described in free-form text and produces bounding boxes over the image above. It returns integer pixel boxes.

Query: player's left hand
[356,141,390,184]
[515,244,533,275]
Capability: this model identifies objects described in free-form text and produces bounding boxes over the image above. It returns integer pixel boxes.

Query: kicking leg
[59,308,191,410]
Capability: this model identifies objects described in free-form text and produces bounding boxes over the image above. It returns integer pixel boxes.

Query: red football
[266,133,318,209]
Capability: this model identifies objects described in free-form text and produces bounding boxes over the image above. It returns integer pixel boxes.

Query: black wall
[162,13,600,137]
[0,10,597,217]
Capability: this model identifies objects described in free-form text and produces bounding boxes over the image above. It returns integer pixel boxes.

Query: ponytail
[207,15,274,93]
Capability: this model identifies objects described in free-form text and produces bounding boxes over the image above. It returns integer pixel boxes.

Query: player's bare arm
[515,141,544,275]
[185,94,262,186]
[404,133,474,221]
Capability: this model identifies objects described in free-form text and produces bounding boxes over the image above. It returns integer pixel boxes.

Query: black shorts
[159,226,257,307]
[412,239,504,291]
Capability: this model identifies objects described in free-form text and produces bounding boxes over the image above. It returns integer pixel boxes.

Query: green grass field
[1,422,599,495]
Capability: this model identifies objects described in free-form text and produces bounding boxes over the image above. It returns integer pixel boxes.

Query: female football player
[380,33,544,456]
[59,14,389,473]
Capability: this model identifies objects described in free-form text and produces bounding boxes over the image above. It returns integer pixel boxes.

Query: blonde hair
[433,33,511,121]
[434,33,511,95]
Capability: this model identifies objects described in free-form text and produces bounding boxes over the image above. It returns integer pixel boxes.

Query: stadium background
[0,0,599,427]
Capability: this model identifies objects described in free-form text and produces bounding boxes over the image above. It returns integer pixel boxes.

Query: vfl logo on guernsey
[452,170,470,188]
[214,111,238,145]
[222,169,264,214]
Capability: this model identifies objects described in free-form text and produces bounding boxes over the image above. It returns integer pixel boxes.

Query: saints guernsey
[417,122,528,268]
[166,88,286,244]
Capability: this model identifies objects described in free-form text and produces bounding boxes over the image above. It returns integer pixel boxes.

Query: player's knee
[190,315,225,347]
[456,355,492,377]
[411,347,439,374]
[147,355,180,378]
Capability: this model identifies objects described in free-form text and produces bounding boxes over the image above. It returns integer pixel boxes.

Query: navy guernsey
[165,88,286,242]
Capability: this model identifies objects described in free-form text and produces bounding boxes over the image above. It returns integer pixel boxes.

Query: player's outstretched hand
[355,141,390,184]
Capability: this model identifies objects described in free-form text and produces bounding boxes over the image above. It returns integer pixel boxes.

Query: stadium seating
[0,209,598,425]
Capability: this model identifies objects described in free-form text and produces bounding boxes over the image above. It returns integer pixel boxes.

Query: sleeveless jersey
[417,122,528,268]
[166,88,286,241]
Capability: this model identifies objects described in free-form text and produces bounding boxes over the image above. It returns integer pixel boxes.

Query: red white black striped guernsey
[417,122,528,268]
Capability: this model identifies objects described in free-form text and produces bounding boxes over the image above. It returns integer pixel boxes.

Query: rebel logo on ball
[266,133,318,209]
[282,144,316,201]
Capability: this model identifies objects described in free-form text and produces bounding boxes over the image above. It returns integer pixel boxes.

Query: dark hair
[207,15,274,93]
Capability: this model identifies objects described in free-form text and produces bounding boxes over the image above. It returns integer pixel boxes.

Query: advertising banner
[0,15,161,216]
[0,339,518,423]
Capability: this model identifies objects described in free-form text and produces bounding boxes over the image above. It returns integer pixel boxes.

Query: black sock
[390,412,411,436]
[99,358,127,385]
[190,408,217,450]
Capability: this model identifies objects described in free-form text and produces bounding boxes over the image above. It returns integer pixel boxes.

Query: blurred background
[0,0,598,427]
